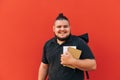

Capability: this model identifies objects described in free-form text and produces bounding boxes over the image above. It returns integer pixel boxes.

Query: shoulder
[71,35,85,42]
[44,37,55,48]
[69,35,88,48]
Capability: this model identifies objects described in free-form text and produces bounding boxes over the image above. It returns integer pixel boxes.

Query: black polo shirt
[42,35,95,80]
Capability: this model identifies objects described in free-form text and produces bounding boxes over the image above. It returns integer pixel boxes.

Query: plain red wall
[0,0,120,80]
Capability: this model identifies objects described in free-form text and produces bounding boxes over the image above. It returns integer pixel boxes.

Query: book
[63,46,76,53]
[65,47,82,69]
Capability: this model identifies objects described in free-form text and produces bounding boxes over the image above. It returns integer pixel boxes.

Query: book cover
[65,47,82,69]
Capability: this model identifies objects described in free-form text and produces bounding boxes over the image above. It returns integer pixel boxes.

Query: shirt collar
[50,34,73,44]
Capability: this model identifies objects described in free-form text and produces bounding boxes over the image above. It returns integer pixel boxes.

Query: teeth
[60,31,66,33]
[58,31,67,34]
[59,32,64,34]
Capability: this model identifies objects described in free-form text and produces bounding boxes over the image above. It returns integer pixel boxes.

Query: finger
[66,51,71,55]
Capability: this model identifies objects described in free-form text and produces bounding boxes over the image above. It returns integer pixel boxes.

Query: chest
[45,42,79,64]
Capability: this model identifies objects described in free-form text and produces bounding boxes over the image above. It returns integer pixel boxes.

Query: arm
[61,51,96,71]
[71,58,96,71]
[38,62,49,80]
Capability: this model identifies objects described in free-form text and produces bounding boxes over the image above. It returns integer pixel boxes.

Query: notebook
[65,47,82,69]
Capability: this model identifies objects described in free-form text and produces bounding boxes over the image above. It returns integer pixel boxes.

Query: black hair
[55,13,69,21]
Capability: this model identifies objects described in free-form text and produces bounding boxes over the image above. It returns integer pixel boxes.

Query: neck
[57,39,65,45]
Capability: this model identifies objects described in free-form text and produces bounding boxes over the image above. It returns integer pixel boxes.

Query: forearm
[71,59,96,71]
[61,52,96,71]
[38,69,48,80]
[38,63,48,80]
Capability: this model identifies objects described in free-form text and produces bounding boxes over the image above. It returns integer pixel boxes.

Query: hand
[60,51,75,66]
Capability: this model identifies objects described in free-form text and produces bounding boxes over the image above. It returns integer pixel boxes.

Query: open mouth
[59,32,67,36]
[58,31,67,34]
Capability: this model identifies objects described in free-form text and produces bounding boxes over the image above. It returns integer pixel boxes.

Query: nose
[60,26,65,30]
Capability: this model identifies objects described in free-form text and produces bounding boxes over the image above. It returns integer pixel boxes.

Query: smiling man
[53,15,71,44]
[38,13,96,80]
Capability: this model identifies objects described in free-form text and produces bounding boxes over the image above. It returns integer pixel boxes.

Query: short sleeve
[42,44,49,64]
[78,38,95,59]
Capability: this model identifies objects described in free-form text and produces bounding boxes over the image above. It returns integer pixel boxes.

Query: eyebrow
[56,25,69,27]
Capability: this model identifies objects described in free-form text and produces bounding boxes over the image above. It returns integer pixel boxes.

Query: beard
[55,33,71,41]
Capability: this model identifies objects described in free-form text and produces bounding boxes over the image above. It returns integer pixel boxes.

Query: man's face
[53,20,71,41]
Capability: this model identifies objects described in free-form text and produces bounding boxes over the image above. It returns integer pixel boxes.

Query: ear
[53,26,55,32]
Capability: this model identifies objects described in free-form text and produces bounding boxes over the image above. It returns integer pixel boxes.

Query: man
[38,13,96,80]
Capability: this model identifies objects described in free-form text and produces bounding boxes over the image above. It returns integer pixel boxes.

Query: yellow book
[65,47,82,69]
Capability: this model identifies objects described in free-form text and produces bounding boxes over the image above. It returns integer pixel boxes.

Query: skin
[53,20,71,44]
[38,19,96,80]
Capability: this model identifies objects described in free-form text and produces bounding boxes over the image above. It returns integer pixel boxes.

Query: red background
[0,0,120,80]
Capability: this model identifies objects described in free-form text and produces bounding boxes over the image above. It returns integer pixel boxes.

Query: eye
[64,25,69,28]
[56,25,61,28]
